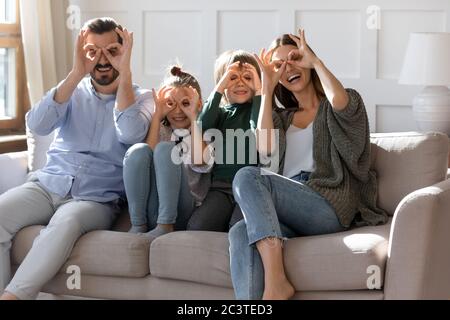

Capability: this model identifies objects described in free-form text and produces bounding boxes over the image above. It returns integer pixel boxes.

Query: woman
[228,29,388,300]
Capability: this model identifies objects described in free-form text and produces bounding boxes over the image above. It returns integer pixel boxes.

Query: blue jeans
[229,166,345,299]
[123,142,195,230]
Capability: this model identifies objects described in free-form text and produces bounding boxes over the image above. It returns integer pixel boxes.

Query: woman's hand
[289,29,349,109]
[215,62,241,94]
[253,48,286,94]
[152,86,174,121]
[179,86,201,121]
[287,29,321,70]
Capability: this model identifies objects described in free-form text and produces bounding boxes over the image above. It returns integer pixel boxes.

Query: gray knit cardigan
[271,88,388,228]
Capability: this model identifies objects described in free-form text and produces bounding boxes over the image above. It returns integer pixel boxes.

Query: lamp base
[413,86,450,135]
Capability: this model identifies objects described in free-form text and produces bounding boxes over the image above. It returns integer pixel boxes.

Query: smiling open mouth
[96,64,113,73]
[288,74,301,83]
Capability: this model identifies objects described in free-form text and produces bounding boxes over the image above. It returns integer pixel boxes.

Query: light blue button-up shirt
[26,77,153,202]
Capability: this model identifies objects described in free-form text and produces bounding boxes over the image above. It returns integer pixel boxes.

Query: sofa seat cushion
[150,222,391,291]
[12,226,153,278]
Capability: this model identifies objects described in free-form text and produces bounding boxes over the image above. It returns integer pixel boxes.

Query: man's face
[85,30,121,86]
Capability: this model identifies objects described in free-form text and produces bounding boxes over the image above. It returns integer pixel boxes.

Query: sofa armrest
[384,178,450,299]
[0,151,28,195]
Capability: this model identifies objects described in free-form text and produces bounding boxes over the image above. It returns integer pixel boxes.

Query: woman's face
[271,44,312,93]
[165,87,195,130]
[224,65,254,105]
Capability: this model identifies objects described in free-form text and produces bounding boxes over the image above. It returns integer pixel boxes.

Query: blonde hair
[214,50,261,84]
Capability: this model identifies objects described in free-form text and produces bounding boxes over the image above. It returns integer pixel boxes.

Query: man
[0,17,152,300]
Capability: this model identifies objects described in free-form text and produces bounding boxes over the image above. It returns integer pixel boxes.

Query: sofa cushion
[150,222,391,291]
[370,132,449,215]
[150,231,231,288]
[12,226,152,278]
[283,223,390,291]
[0,151,28,195]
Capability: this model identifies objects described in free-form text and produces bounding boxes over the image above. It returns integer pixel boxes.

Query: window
[0,0,26,132]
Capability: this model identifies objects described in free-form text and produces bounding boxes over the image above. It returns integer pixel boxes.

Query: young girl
[185,49,263,232]
[123,66,210,235]
[228,30,388,300]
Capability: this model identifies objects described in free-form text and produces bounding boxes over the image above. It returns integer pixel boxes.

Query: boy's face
[225,65,254,105]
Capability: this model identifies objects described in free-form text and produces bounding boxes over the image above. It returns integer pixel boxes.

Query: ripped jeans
[229,166,345,299]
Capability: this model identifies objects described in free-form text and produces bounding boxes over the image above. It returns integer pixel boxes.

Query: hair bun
[170,66,183,77]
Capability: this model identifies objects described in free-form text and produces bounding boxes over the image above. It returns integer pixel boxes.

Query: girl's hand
[242,63,262,95]
[215,61,241,94]
[179,86,201,121]
[152,86,174,121]
[253,48,286,93]
[287,29,320,70]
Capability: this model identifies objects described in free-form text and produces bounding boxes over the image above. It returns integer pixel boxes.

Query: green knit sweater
[272,88,388,228]
[197,91,261,183]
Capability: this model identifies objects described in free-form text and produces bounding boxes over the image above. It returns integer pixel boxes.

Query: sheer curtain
[19,0,58,171]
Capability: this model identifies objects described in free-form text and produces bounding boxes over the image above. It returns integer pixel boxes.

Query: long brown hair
[160,65,202,126]
[268,34,325,111]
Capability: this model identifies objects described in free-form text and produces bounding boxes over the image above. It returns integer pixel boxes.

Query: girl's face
[165,87,200,129]
[225,65,254,104]
[272,44,312,93]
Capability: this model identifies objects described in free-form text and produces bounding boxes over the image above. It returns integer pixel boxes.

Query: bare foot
[0,292,19,300]
[262,277,295,300]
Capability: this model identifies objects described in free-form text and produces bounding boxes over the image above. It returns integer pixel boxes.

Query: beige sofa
[0,132,449,300]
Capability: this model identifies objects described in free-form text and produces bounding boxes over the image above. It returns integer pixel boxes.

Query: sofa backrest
[26,128,449,217]
[26,124,54,172]
[370,132,449,216]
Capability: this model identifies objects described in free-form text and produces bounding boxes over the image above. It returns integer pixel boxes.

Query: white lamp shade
[399,32,450,86]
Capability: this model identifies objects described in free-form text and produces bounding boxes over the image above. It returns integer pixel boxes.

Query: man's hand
[55,29,100,104]
[72,29,101,79]
[102,28,133,75]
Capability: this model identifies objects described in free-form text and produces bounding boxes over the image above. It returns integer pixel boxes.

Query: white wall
[68,0,450,133]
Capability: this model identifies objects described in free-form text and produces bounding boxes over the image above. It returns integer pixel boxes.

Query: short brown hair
[82,17,123,44]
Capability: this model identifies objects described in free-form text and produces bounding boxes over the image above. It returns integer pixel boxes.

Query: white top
[97,92,115,100]
[282,122,315,178]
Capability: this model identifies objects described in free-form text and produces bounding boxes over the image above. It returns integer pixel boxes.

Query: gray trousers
[0,181,120,299]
